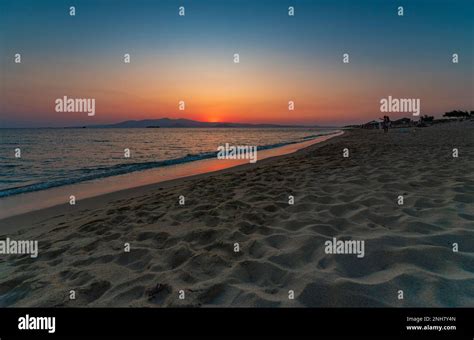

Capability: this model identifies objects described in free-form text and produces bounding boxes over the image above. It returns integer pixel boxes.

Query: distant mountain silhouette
[80,118,325,128]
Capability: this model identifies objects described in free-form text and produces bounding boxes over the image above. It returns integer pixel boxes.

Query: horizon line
[2,112,468,129]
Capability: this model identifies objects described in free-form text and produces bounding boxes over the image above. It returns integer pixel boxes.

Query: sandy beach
[0,123,473,307]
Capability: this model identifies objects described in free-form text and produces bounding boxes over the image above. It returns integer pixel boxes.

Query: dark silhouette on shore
[356,109,473,130]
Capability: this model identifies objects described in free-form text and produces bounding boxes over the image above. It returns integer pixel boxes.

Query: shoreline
[0,129,341,199]
[0,130,344,229]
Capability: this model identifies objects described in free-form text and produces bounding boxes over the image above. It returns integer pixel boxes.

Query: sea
[0,128,338,198]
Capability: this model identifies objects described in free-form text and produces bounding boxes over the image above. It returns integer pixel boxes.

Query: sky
[0,0,472,127]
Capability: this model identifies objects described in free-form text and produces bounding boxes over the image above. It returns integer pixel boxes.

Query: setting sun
[206,116,221,123]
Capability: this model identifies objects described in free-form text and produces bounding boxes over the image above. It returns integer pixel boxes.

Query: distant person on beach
[380,115,391,133]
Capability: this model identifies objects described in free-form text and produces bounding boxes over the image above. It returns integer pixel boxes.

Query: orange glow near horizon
[2,49,472,127]
[205,116,221,123]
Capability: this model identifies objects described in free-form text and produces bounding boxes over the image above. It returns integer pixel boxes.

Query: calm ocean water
[0,128,337,197]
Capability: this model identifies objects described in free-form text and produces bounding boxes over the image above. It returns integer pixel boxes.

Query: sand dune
[0,123,473,307]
